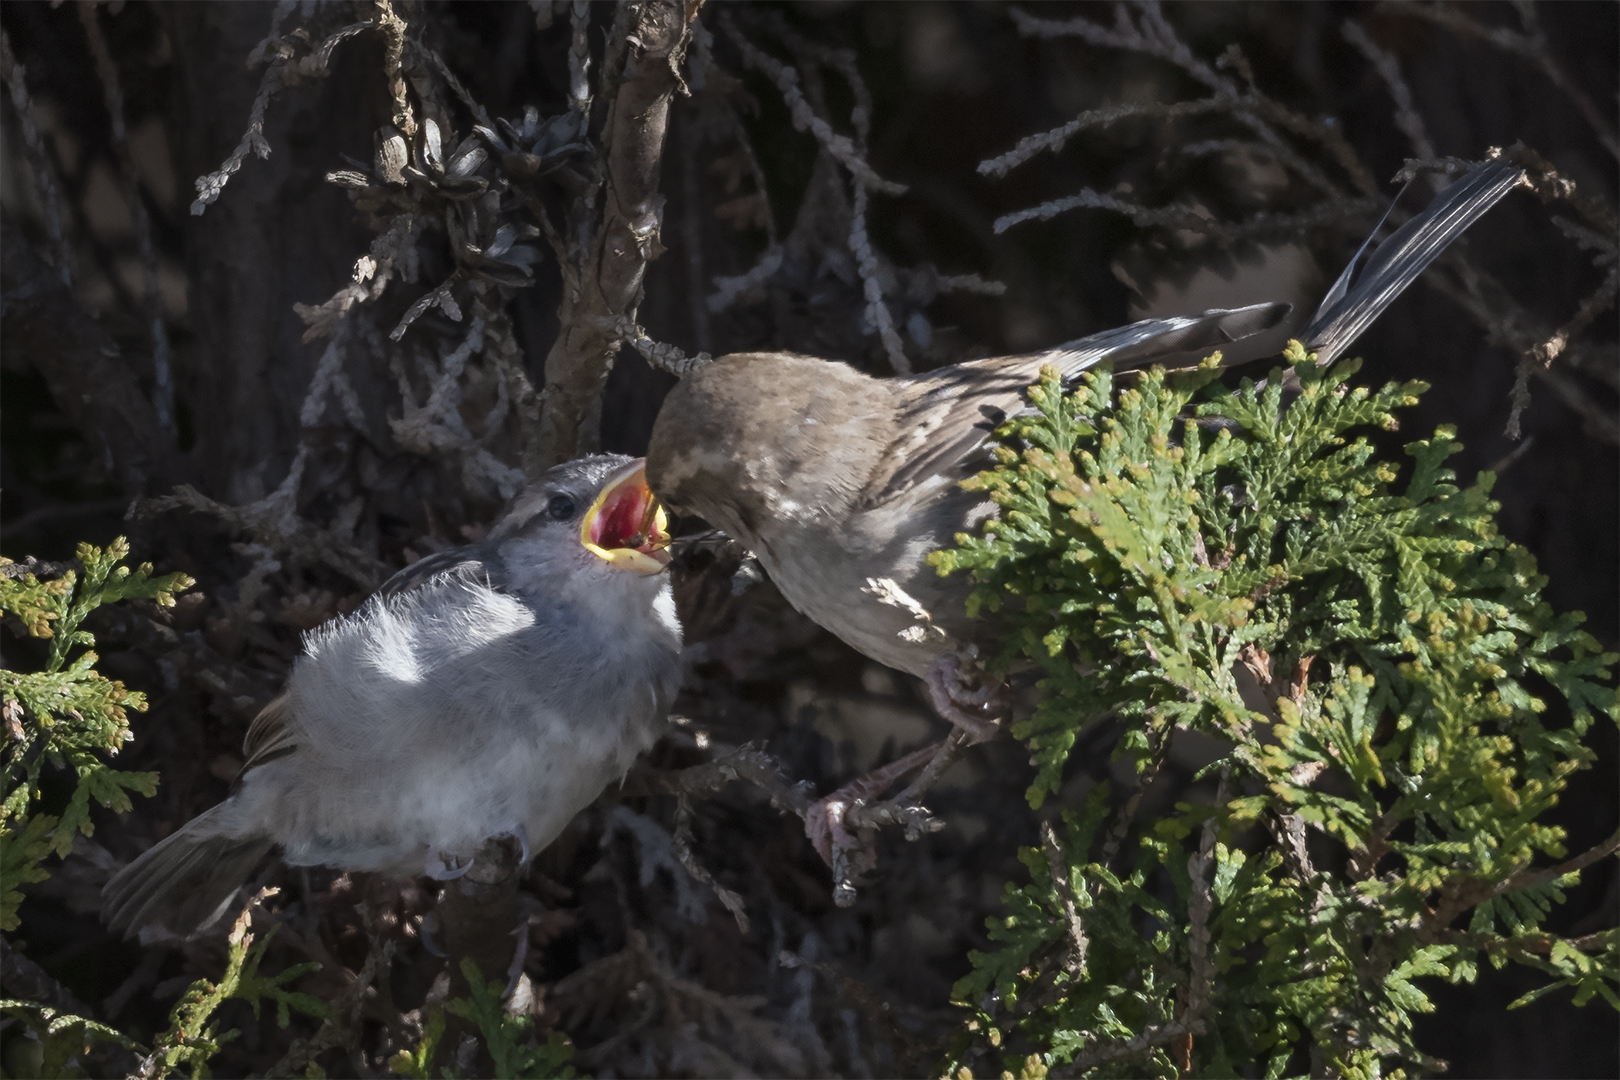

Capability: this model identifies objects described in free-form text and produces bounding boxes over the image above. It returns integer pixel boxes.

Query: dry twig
[535,0,699,466]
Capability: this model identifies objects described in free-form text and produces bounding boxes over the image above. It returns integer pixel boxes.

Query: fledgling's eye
[546,494,577,521]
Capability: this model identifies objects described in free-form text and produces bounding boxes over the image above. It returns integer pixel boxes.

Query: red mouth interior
[591,483,665,551]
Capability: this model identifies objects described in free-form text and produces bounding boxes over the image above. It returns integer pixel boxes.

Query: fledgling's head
[646,352,891,544]
[491,455,672,597]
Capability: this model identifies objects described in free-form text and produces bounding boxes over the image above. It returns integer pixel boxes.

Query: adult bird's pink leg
[804,742,941,866]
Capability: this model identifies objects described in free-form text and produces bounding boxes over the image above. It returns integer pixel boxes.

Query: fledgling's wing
[868,303,1290,506]
[376,545,500,598]
[233,545,498,779]
[238,693,298,776]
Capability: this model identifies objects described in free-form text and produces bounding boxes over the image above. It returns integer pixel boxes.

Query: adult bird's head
[646,350,895,549]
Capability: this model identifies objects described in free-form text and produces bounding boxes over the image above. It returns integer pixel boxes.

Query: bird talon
[925,654,1005,744]
[803,740,939,873]
[496,824,531,865]
[426,850,474,881]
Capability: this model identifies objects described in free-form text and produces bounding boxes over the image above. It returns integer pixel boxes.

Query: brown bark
[535,0,696,468]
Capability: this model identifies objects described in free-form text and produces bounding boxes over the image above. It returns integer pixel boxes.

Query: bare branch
[1008,3,1375,196]
[0,28,73,285]
[592,314,714,375]
[1342,21,1436,162]
[707,245,783,313]
[720,17,907,197]
[933,272,1008,297]
[189,35,283,213]
[189,11,371,215]
[1386,1,1619,159]
[850,181,909,373]
[673,794,750,933]
[1419,830,1620,947]
[979,96,1236,178]
[993,185,1379,242]
[388,315,527,499]
[1421,222,1618,443]
[137,479,384,591]
[535,0,698,467]
[1040,821,1088,978]
[374,0,416,138]
[294,213,423,342]
[412,40,494,131]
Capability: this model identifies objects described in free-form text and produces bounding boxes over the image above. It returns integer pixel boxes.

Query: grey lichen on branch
[534,0,702,470]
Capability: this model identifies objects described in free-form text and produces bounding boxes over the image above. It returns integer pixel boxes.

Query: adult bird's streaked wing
[875,303,1293,504]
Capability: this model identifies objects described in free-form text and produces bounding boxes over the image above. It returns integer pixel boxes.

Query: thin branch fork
[1417,828,1620,947]
[535,0,700,469]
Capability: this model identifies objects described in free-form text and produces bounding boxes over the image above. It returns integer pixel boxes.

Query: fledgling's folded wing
[376,545,499,598]
[237,693,298,776]
[234,545,499,778]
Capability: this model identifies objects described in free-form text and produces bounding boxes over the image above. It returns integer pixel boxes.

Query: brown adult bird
[646,160,1525,865]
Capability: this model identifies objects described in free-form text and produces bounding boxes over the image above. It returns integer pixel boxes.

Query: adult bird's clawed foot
[803,735,969,907]
[925,653,1006,744]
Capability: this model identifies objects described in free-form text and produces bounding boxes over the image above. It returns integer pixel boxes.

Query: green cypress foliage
[1,539,191,932]
[931,347,1618,1078]
[2,543,324,1079]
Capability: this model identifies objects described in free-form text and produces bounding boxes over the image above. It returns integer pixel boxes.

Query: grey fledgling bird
[104,455,681,937]
[646,160,1525,746]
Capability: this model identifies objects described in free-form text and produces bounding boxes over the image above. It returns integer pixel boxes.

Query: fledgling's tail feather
[101,804,274,938]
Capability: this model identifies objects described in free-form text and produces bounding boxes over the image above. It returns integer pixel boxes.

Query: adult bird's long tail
[1041,156,1525,377]
[1297,157,1526,365]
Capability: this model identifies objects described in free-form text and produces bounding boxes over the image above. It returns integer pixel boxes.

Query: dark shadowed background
[2,2,1615,1076]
